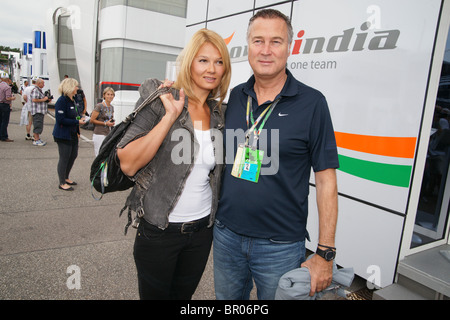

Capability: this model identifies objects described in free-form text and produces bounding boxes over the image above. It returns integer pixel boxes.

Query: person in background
[22,78,37,141]
[117,28,231,300]
[74,86,87,118]
[19,80,33,139]
[30,78,52,146]
[20,80,28,104]
[0,76,16,142]
[90,87,115,156]
[52,78,86,191]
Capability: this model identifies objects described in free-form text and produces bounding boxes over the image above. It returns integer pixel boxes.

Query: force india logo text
[228,21,400,60]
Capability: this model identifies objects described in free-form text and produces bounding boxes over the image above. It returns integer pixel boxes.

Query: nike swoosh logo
[278,113,288,117]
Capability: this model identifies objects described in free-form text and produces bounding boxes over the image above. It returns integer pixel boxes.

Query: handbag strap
[124,86,172,123]
[91,86,173,201]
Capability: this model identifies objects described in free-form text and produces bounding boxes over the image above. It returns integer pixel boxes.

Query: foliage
[0,45,21,53]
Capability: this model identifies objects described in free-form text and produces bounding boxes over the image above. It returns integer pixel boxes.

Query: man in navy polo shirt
[214,9,339,300]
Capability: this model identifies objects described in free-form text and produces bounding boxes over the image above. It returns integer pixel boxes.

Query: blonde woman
[117,29,231,300]
[90,87,115,156]
[52,78,86,191]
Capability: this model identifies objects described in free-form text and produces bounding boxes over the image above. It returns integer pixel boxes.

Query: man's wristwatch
[316,244,336,261]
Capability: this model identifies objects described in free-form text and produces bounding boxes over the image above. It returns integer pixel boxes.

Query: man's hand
[301,254,333,296]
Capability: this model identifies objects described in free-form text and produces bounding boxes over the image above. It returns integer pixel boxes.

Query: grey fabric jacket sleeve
[117,78,164,150]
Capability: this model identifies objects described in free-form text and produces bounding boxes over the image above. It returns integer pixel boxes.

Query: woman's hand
[117,80,184,177]
[158,79,174,89]
[105,119,115,127]
[158,79,185,121]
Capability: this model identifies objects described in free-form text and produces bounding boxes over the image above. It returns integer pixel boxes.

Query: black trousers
[0,103,11,140]
[56,139,78,185]
[133,216,212,300]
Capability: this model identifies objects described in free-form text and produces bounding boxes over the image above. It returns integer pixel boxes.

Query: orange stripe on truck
[335,132,416,159]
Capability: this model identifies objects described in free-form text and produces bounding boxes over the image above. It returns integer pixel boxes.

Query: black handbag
[90,86,170,200]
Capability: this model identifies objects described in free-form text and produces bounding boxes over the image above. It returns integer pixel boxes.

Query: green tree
[0,45,21,53]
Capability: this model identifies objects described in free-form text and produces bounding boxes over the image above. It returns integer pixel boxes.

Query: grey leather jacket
[117,79,225,233]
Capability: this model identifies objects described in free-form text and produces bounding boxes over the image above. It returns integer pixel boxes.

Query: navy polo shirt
[216,69,339,241]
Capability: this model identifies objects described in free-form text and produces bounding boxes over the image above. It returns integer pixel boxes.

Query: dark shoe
[1,138,14,142]
[65,180,77,185]
[59,185,74,191]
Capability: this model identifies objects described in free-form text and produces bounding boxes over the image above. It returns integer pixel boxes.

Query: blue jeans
[213,219,306,300]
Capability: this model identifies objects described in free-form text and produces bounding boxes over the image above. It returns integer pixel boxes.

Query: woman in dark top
[52,78,86,191]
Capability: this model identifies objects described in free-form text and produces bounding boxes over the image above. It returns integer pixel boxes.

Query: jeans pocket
[269,239,296,244]
[138,220,165,241]
[214,219,225,229]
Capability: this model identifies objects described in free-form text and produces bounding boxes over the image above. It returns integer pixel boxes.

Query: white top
[169,129,216,223]
[23,85,34,111]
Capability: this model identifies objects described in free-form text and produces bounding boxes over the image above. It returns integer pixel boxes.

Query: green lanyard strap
[245,95,280,147]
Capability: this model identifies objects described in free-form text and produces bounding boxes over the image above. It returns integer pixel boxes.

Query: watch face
[316,247,336,261]
[325,250,336,261]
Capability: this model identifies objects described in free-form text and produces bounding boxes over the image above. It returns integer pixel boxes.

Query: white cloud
[0,0,55,49]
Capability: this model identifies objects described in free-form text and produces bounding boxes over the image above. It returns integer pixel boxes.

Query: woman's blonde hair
[103,87,115,98]
[58,78,79,97]
[174,29,231,106]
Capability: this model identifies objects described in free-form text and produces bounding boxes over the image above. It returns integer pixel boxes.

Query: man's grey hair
[247,9,294,44]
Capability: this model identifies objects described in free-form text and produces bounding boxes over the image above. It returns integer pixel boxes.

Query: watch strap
[316,246,336,261]
[318,243,336,250]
